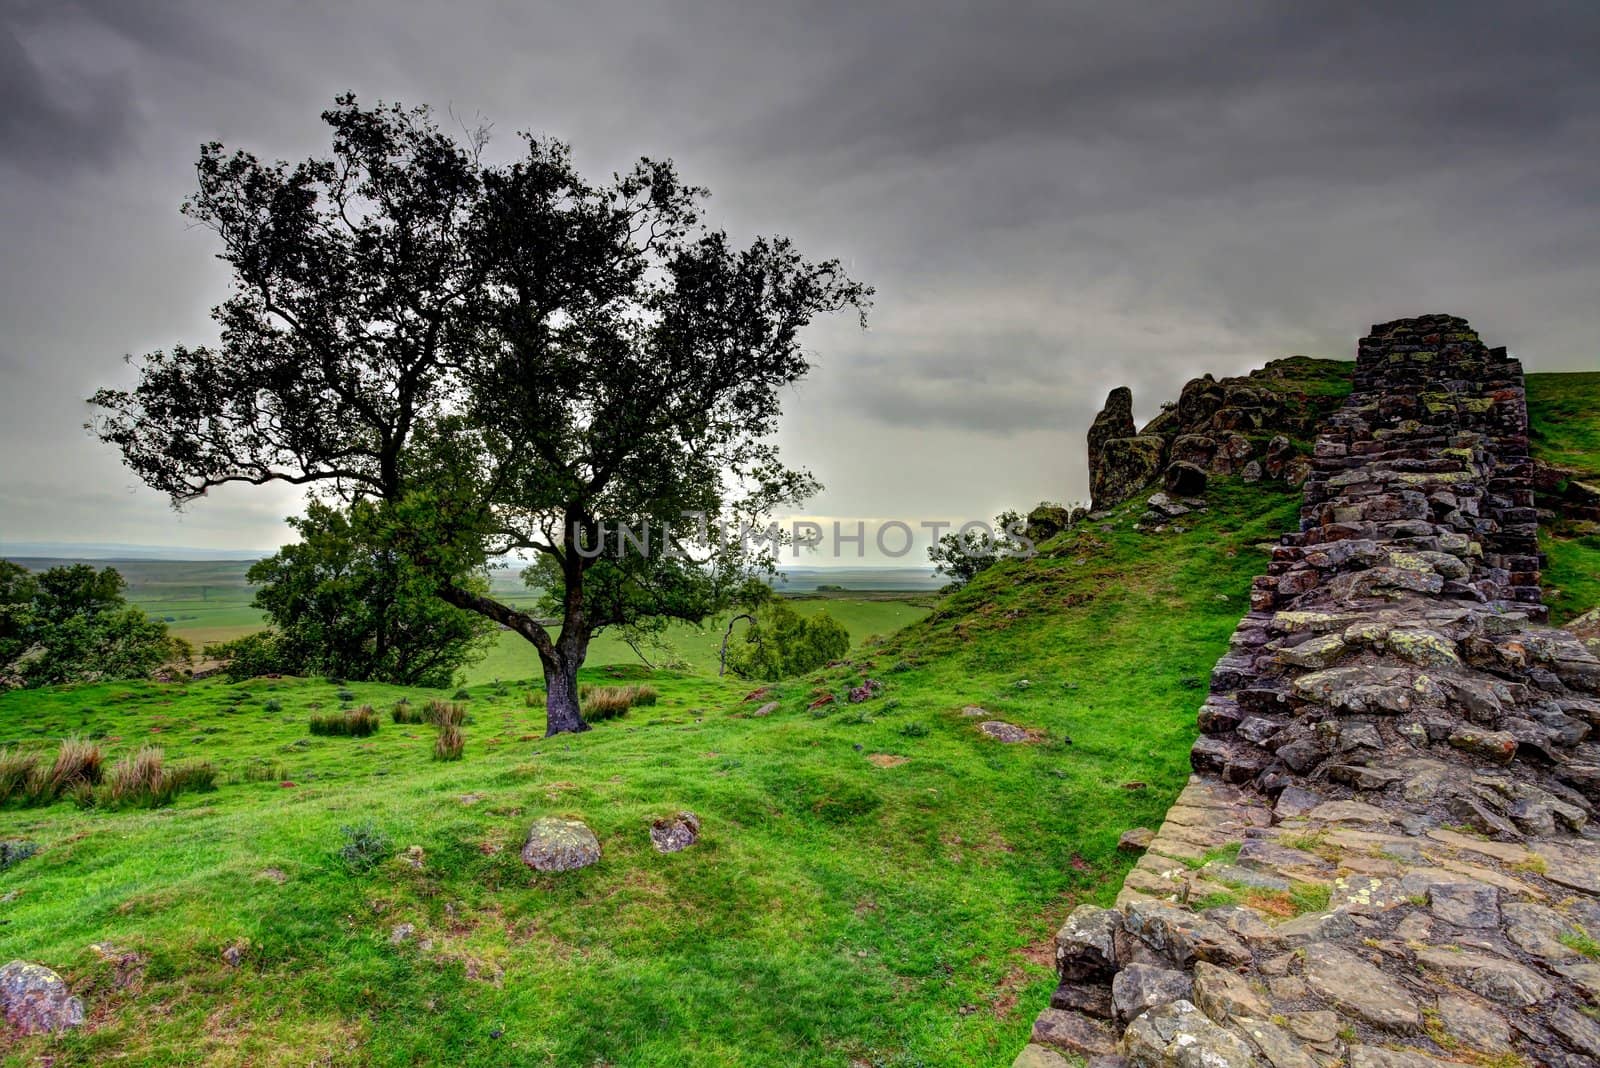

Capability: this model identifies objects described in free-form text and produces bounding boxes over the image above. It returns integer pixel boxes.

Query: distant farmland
[6,557,938,684]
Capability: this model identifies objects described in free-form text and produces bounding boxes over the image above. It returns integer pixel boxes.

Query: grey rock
[1550,1000,1600,1059]
[1032,1007,1117,1057]
[978,720,1030,743]
[1012,1044,1076,1068]
[752,701,780,716]
[1414,946,1553,1007]
[1433,994,1511,1053]
[1118,828,1155,852]
[1122,899,1252,968]
[1112,963,1193,1024]
[1347,1049,1456,1068]
[520,818,601,872]
[1121,999,1255,1068]
[649,811,701,853]
[1427,880,1500,929]
[1191,960,1267,1023]
[1056,904,1121,980]
[0,960,84,1035]
[1301,943,1420,1031]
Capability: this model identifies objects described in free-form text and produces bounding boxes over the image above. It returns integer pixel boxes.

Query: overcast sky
[2,0,1597,562]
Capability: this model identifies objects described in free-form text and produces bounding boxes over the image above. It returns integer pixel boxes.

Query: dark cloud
[2,0,1598,554]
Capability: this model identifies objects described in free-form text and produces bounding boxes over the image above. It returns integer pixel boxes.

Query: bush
[263,698,283,714]
[209,630,293,681]
[0,748,40,805]
[338,821,392,872]
[579,684,659,723]
[391,699,427,724]
[336,688,356,703]
[434,722,464,761]
[452,688,471,701]
[309,705,380,737]
[0,840,39,871]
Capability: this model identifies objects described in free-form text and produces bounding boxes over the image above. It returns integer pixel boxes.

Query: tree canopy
[93,96,870,733]
[0,561,185,688]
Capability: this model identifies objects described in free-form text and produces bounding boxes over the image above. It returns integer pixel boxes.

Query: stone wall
[1016,315,1600,1068]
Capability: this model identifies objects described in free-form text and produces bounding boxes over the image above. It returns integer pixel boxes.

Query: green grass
[1527,371,1600,623]
[0,475,1298,1066]
[466,596,935,686]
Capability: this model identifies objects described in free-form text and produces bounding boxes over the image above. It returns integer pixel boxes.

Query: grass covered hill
[1,360,1595,1066]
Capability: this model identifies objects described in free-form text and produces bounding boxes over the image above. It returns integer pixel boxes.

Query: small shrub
[434,722,464,761]
[338,821,392,872]
[263,699,283,714]
[898,722,930,738]
[391,699,427,724]
[163,761,218,799]
[336,688,356,704]
[47,737,105,797]
[0,840,39,870]
[0,748,40,805]
[631,685,659,707]
[309,705,380,737]
[452,688,471,701]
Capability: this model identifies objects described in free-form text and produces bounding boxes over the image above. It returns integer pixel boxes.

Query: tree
[724,599,850,681]
[244,499,495,687]
[927,510,1032,590]
[92,95,869,734]
[0,561,186,688]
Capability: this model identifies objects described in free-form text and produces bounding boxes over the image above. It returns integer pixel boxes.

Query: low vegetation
[307,705,381,737]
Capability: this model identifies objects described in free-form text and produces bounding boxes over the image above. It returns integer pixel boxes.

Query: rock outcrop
[1087,359,1345,511]
[1018,316,1600,1068]
[0,960,84,1035]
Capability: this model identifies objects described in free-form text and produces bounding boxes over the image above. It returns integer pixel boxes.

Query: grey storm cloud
[2,0,1598,554]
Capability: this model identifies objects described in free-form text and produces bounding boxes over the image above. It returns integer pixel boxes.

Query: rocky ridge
[1017,316,1600,1068]
[1088,357,1349,511]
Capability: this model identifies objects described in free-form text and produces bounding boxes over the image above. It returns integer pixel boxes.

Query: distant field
[4,557,936,683]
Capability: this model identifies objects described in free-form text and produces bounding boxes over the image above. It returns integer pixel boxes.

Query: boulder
[1093,435,1167,511]
[1027,503,1076,543]
[978,720,1030,743]
[520,818,601,872]
[0,960,84,1035]
[1121,999,1254,1068]
[1088,387,1136,472]
[1118,828,1155,852]
[649,812,701,854]
[1112,962,1193,1024]
[1163,462,1207,497]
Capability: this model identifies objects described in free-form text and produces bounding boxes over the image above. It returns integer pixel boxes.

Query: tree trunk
[541,650,589,736]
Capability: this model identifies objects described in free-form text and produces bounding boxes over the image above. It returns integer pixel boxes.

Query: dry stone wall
[1016,315,1600,1068]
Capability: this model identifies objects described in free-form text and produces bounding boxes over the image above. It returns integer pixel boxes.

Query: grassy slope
[1527,371,1600,623]
[0,473,1300,1067]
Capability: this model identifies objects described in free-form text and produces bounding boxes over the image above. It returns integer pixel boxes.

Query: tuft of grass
[1560,927,1600,960]
[263,698,283,714]
[391,699,427,724]
[580,685,657,723]
[433,722,464,762]
[425,699,466,728]
[46,737,105,797]
[338,821,392,872]
[309,705,381,737]
[0,747,40,804]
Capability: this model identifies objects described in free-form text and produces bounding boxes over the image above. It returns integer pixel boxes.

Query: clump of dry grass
[580,685,659,722]
[433,722,464,761]
[0,748,40,805]
[46,737,104,796]
[425,699,466,728]
[99,746,217,808]
[391,699,427,724]
[309,705,381,737]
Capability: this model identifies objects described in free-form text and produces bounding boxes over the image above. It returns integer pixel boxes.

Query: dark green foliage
[0,560,185,688]
[90,95,868,735]
[338,821,392,872]
[247,501,495,688]
[391,699,426,724]
[725,600,850,681]
[209,631,292,682]
[927,510,1030,590]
